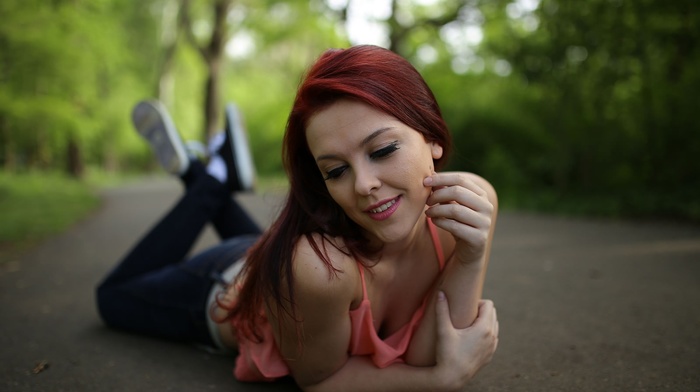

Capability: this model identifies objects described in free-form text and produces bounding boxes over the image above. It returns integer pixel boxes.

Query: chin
[368,215,425,245]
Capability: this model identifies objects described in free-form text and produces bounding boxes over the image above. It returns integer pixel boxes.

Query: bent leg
[211,198,261,239]
[182,161,261,240]
[96,235,257,345]
[99,170,230,288]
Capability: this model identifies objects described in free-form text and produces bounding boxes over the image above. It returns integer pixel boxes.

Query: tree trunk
[67,137,84,179]
[204,60,222,140]
[0,118,16,171]
[202,0,230,140]
[181,0,231,141]
[157,0,181,106]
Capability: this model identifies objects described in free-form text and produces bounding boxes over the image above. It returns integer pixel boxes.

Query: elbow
[292,365,343,392]
[298,377,332,392]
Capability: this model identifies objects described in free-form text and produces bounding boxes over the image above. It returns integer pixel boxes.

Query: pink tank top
[233,218,446,381]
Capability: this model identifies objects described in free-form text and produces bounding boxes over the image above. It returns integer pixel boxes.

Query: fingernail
[437,291,445,301]
[424,177,433,185]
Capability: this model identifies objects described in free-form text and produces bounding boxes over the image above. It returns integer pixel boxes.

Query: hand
[434,293,499,390]
[424,172,495,264]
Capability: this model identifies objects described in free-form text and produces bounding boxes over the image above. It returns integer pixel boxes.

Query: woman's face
[306,100,443,245]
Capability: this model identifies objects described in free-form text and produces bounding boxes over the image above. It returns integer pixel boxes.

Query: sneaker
[132,100,189,175]
[185,140,208,161]
[219,103,256,192]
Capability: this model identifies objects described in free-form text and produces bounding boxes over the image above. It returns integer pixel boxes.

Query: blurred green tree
[416,0,700,218]
[1,0,697,219]
[0,0,160,176]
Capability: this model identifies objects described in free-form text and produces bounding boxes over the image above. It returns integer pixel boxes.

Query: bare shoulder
[268,234,360,387]
[291,233,359,307]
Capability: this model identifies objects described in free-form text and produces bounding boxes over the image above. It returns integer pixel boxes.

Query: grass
[500,187,700,223]
[0,169,288,264]
[255,174,289,193]
[0,171,102,263]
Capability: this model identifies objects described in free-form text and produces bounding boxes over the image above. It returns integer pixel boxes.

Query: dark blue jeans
[96,161,261,347]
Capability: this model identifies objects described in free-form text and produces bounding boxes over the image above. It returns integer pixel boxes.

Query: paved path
[1,178,699,391]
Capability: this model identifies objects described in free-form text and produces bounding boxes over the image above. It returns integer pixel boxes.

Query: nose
[354,165,381,196]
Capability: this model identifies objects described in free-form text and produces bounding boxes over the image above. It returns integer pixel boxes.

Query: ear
[431,142,443,160]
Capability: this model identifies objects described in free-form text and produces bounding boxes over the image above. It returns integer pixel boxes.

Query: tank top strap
[356,262,368,300]
[427,218,446,269]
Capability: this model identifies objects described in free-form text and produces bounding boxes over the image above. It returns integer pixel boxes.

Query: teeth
[370,199,396,214]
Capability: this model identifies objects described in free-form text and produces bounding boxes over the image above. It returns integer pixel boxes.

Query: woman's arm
[269,234,498,392]
[266,235,356,386]
[406,172,498,366]
[303,295,499,392]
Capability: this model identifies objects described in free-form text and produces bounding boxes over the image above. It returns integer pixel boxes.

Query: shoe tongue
[208,133,226,154]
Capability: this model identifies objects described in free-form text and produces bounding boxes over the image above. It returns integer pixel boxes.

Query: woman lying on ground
[97,44,499,391]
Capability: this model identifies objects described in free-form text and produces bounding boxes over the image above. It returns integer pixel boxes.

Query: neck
[374,215,430,263]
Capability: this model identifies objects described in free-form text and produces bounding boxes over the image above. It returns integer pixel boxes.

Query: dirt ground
[1,178,698,391]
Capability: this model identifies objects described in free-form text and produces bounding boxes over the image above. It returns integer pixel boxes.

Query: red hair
[223,45,452,343]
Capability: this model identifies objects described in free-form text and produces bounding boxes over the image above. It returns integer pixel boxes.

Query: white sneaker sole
[132,101,189,175]
[225,103,256,191]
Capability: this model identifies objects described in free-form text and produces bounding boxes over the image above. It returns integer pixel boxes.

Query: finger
[428,218,489,251]
[481,300,499,339]
[427,185,493,214]
[435,291,453,338]
[479,299,496,313]
[491,304,499,338]
[425,203,491,230]
[473,300,494,328]
[425,173,488,197]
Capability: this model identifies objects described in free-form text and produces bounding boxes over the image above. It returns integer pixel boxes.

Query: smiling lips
[365,196,401,221]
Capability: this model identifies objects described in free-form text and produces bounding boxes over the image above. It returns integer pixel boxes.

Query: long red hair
[223,45,452,343]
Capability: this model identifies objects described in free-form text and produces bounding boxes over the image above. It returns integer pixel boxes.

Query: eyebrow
[315,127,393,162]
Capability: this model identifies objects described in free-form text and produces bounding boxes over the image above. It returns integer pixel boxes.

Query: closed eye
[324,165,347,181]
[323,141,399,181]
[370,141,400,159]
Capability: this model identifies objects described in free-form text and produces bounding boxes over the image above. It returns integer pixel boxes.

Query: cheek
[393,161,429,190]
[326,183,352,210]
[416,143,437,174]
[417,153,436,177]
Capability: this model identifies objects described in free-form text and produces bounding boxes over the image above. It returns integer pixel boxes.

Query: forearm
[440,258,487,327]
[405,258,487,365]
[302,355,457,392]
[408,171,498,365]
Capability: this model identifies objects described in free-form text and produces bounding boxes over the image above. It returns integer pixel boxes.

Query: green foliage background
[1,0,698,221]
